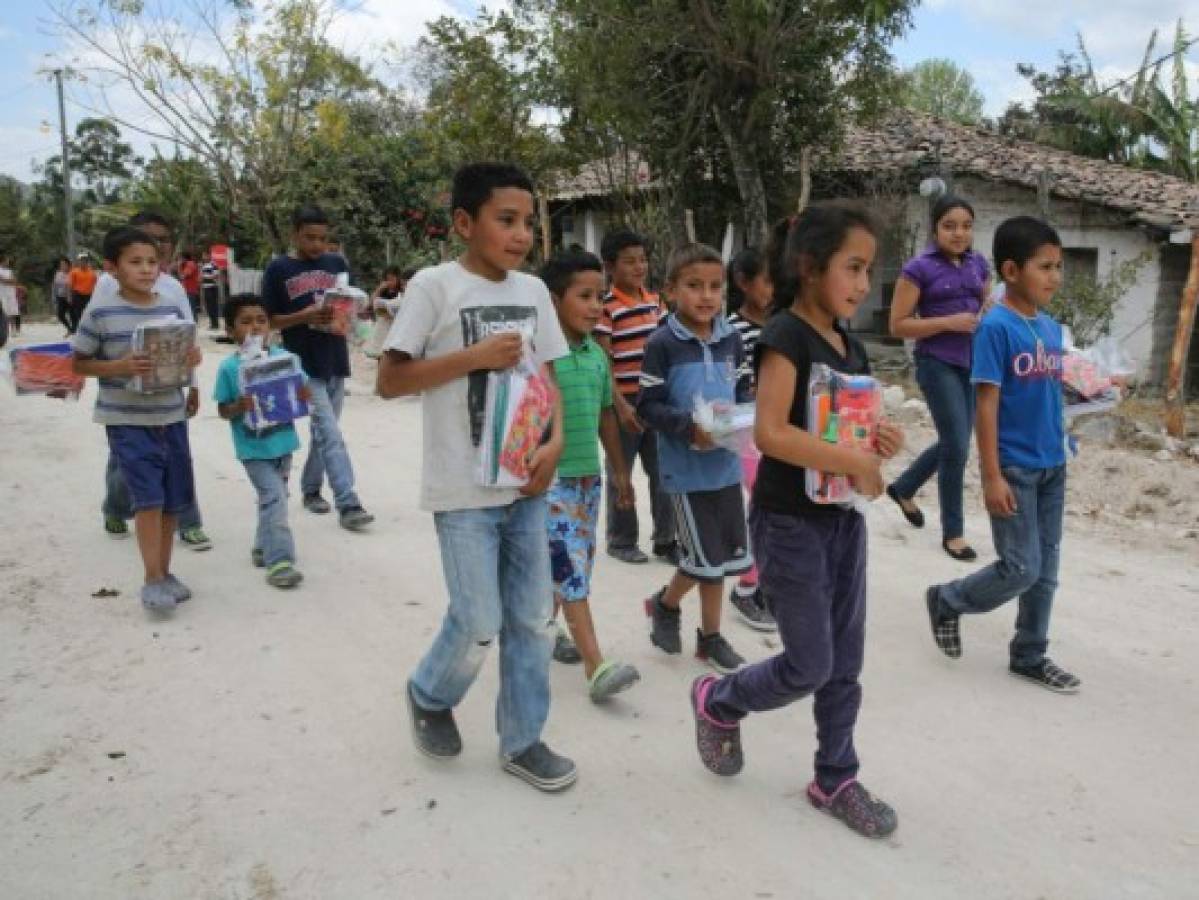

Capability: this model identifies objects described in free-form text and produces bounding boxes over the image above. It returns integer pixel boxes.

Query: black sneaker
[1010,659,1081,694]
[607,545,649,564]
[926,586,962,659]
[644,589,681,654]
[729,586,777,632]
[405,682,462,759]
[303,492,332,515]
[502,741,578,792]
[695,630,745,674]
[339,505,375,531]
[552,627,582,664]
[653,541,681,566]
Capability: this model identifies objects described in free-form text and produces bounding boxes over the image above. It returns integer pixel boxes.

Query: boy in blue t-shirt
[214,295,310,589]
[926,217,1081,693]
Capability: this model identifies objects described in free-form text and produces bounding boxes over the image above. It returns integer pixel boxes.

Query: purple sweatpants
[707,505,868,792]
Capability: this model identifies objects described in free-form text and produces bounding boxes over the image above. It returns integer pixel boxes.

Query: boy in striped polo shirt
[73,226,203,614]
[541,251,640,703]
[593,229,677,565]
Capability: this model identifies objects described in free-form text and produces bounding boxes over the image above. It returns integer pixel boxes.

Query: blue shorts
[106,422,196,515]
[546,475,601,603]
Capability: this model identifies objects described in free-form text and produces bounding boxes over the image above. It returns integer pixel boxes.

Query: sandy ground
[2,322,1197,900]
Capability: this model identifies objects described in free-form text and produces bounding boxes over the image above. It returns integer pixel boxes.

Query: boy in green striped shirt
[541,252,640,703]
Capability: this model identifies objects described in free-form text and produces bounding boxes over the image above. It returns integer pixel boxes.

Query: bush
[1049,251,1151,345]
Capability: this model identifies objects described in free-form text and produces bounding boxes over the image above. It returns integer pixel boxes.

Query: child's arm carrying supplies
[805,364,884,505]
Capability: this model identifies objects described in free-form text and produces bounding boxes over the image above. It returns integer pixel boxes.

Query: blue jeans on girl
[936,465,1066,668]
[891,353,974,541]
[411,496,554,757]
[243,456,296,568]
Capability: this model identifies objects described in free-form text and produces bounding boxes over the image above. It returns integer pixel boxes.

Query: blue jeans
[104,451,202,531]
[938,465,1066,668]
[605,419,675,551]
[411,497,554,757]
[301,377,360,511]
[243,456,296,568]
[891,354,974,540]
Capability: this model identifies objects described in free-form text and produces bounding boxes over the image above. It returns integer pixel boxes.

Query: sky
[0,0,1196,185]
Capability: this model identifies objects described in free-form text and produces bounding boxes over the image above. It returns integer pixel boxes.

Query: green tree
[902,59,984,124]
[49,0,384,248]
[523,0,915,246]
[69,117,142,203]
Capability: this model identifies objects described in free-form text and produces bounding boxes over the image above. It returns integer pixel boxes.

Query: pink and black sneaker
[807,779,898,839]
[689,675,743,776]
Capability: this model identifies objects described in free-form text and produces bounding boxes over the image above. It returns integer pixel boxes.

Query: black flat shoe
[942,540,978,562]
[886,485,925,528]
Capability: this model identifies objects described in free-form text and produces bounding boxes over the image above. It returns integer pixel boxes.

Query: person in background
[365,265,405,360]
[67,253,97,334]
[52,257,72,335]
[593,228,678,566]
[0,256,20,337]
[178,251,202,322]
[887,195,989,562]
[725,245,776,632]
[200,251,222,332]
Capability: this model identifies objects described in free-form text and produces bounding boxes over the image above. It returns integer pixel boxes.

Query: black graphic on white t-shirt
[460,305,538,445]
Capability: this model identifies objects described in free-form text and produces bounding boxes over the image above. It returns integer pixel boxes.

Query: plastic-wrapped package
[477,348,555,488]
[692,396,755,453]
[130,318,196,393]
[238,349,309,433]
[4,342,84,398]
[312,287,368,337]
[1061,332,1134,420]
[805,363,882,505]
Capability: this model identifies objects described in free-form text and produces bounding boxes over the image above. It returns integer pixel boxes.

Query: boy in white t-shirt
[377,163,576,792]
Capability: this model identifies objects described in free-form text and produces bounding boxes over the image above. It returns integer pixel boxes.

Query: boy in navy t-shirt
[925,217,1080,694]
[262,204,373,532]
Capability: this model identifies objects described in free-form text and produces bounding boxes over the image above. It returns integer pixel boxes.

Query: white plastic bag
[691,395,755,453]
[476,346,555,488]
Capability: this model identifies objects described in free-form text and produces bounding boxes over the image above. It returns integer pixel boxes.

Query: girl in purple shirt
[887,195,990,561]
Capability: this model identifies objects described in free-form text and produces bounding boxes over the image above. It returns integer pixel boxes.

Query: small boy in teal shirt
[214,294,309,588]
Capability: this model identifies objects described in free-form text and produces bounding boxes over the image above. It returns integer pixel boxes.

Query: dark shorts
[106,422,196,515]
[671,484,753,583]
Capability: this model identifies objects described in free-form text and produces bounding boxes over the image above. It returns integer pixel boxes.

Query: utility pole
[53,68,75,259]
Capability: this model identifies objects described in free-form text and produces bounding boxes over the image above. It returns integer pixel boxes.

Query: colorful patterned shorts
[546,475,601,603]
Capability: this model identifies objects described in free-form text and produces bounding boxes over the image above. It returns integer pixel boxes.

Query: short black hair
[223,293,266,327]
[383,265,403,279]
[129,210,173,232]
[102,226,158,264]
[292,204,330,230]
[992,216,1062,275]
[539,250,603,299]
[600,227,647,264]
[451,162,535,218]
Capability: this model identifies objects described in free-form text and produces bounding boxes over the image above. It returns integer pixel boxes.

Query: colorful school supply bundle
[238,351,309,433]
[805,363,882,504]
[692,396,755,453]
[5,342,84,398]
[312,287,367,337]
[130,318,196,393]
[477,349,554,488]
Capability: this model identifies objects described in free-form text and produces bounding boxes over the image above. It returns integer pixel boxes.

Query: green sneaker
[588,659,640,703]
[266,561,303,589]
[103,515,129,539]
[179,526,213,552]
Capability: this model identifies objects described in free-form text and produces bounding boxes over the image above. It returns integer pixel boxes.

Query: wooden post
[1164,232,1199,438]
[684,209,696,243]
[797,146,812,214]
[538,192,552,261]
